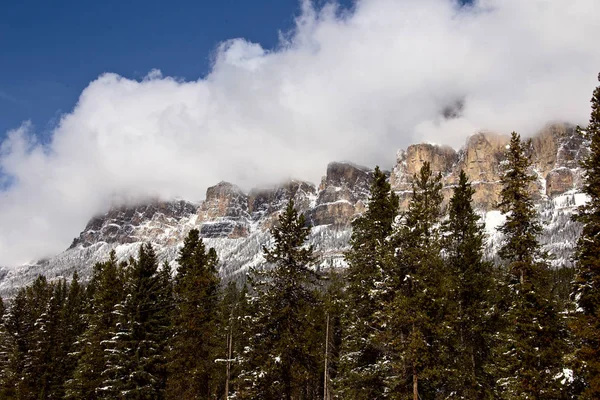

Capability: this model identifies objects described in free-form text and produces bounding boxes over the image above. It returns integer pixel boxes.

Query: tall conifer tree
[494,132,567,399]
[65,252,125,399]
[383,162,447,399]
[166,229,221,399]
[241,200,323,399]
[337,166,398,399]
[442,170,496,398]
[100,244,171,399]
[571,73,600,398]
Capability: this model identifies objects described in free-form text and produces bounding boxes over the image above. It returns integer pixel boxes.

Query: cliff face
[0,124,588,296]
[390,123,586,210]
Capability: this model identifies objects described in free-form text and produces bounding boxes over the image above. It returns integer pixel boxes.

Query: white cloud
[0,0,599,266]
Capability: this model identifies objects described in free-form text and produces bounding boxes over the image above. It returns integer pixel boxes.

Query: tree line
[0,75,599,399]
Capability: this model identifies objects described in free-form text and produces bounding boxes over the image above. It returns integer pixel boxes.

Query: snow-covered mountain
[0,124,587,297]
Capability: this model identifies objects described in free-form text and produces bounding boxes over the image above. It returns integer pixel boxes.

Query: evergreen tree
[27,278,70,399]
[14,276,54,399]
[337,166,398,399]
[166,229,221,399]
[65,252,125,399]
[381,162,448,399]
[241,200,323,399]
[494,132,567,399]
[0,296,18,399]
[100,244,171,399]
[571,72,600,398]
[442,170,496,398]
[1,287,32,398]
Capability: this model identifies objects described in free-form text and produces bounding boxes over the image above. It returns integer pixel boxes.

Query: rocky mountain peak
[198,181,250,238]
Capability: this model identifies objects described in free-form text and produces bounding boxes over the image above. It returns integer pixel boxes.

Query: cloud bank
[1,0,599,266]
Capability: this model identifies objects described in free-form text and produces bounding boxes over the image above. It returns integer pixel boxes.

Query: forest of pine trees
[0,75,599,399]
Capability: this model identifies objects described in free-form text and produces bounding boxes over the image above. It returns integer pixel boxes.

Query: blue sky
[0,0,597,266]
[0,0,354,138]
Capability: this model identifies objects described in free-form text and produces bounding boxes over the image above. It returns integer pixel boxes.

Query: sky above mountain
[0,0,598,266]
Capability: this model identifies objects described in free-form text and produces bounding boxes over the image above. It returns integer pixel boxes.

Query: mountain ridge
[0,123,587,296]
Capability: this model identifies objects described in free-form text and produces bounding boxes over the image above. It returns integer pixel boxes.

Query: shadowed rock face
[69,200,199,249]
[249,181,316,220]
[309,162,372,226]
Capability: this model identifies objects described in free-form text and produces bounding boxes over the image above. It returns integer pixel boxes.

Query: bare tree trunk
[412,321,418,400]
[225,326,232,399]
[413,365,418,400]
[323,313,330,400]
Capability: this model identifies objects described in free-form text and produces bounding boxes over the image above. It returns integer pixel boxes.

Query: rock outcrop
[310,162,372,226]
[197,182,251,238]
[390,123,586,211]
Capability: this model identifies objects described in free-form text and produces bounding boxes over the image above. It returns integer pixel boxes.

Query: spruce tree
[15,276,54,399]
[381,162,448,399]
[166,229,221,399]
[27,278,69,399]
[0,297,18,399]
[494,132,567,399]
[337,166,398,399]
[1,287,32,398]
[442,170,496,398]
[65,252,125,399]
[571,72,600,398]
[100,243,171,399]
[241,200,323,399]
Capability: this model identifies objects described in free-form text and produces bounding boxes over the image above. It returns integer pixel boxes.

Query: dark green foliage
[0,296,17,399]
[65,252,125,399]
[493,132,568,399]
[337,166,398,399]
[571,73,600,399]
[241,200,323,400]
[166,229,221,399]
[10,276,54,399]
[441,170,496,398]
[382,162,448,398]
[100,244,171,399]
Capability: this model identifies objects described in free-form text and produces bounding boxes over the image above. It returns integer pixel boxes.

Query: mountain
[0,124,588,296]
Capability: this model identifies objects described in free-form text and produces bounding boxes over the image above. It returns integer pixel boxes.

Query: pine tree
[1,287,33,398]
[241,200,323,399]
[494,132,567,399]
[441,170,496,398]
[166,229,221,399]
[100,244,171,399]
[0,297,18,399]
[14,276,54,399]
[65,252,125,399]
[382,162,447,399]
[337,166,398,399]
[571,72,600,398]
[27,278,70,399]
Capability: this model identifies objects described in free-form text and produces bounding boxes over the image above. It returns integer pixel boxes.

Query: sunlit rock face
[197,182,251,239]
[390,123,586,211]
[0,123,589,296]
